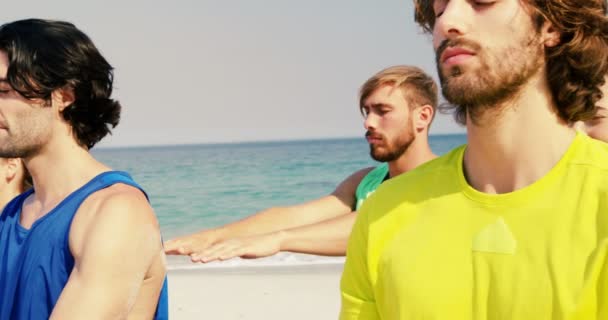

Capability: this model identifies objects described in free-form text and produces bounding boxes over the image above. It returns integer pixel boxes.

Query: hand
[190,231,285,263]
[164,229,222,255]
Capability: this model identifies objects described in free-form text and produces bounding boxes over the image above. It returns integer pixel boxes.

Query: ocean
[92,134,467,269]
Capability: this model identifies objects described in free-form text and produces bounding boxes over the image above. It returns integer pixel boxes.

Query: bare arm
[278,211,356,256]
[190,212,357,262]
[50,187,165,320]
[165,167,373,256]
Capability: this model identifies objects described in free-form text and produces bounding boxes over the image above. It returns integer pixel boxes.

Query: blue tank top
[0,171,168,320]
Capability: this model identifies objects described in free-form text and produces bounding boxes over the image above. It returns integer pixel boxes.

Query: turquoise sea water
[92,134,467,268]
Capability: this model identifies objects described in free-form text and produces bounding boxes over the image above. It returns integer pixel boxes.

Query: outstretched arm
[164,167,373,256]
[50,187,166,320]
[279,211,357,255]
[190,212,357,262]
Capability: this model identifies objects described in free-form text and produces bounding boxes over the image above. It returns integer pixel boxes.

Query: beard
[436,31,544,125]
[368,122,416,162]
[0,133,45,158]
[0,115,50,159]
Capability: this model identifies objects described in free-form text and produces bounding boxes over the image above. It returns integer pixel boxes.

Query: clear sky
[2,0,464,147]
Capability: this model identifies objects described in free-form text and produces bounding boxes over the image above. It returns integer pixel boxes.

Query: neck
[463,74,575,194]
[387,133,437,178]
[23,136,110,207]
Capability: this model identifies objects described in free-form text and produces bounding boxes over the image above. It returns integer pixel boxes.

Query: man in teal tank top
[165,65,438,262]
[0,19,168,319]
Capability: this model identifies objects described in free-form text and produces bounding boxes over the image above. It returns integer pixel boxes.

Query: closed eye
[473,0,496,8]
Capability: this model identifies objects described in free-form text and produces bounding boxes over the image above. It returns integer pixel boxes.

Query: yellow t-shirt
[341,133,608,320]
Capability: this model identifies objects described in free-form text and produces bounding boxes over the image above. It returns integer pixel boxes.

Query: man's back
[341,133,608,319]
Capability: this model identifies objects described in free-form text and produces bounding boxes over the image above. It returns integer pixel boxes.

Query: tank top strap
[355,164,389,211]
[31,171,148,232]
[68,171,148,205]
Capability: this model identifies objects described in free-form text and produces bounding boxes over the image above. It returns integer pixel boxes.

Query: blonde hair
[360,65,438,124]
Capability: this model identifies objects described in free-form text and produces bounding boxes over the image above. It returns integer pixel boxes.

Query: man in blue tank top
[0,19,168,319]
[165,65,438,262]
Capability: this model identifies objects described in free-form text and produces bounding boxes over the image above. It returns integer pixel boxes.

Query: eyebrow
[364,103,393,109]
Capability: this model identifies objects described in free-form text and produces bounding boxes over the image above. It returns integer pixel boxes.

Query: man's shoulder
[337,166,378,193]
[573,134,608,171]
[69,181,160,256]
[83,183,154,223]
[72,182,157,238]
[360,146,465,220]
[355,164,388,186]
[350,166,378,181]
[367,163,389,175]
[379,146,464,194]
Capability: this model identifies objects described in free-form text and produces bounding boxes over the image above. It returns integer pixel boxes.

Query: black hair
[0,18,120,149]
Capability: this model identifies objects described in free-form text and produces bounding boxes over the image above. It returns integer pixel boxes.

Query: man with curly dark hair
[340,0,608,319]
[0,19,168,319]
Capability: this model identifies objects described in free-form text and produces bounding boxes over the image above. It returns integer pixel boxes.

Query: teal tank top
[354,164,389,210]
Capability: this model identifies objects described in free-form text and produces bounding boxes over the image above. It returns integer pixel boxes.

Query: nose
[433,0,471,48]
[364,112,377,131]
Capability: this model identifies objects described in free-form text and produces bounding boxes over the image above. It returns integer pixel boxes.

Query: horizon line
[93,132,467,151]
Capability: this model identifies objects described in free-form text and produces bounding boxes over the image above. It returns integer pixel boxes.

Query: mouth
[440,47,476,66]
[366,133,383,144]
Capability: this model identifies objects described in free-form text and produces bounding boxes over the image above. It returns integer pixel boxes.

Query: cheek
[432,31,442,50]
[586,122,608,143]
[386,113,407,128]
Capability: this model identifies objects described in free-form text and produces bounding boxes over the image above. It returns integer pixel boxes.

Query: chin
[371,152,392,162]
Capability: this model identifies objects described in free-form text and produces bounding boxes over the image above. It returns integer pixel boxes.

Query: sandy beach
[168,263,344,320]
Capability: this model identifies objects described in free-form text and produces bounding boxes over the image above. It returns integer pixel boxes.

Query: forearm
[277,212,357,256]
[218,204,348,240]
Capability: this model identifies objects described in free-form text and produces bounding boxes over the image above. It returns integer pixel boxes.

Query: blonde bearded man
[165,66,439,262]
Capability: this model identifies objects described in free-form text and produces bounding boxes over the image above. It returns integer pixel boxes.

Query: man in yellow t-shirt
[340,0,608,319]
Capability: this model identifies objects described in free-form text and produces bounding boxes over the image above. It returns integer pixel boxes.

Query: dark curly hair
[0,19,120,149]
[414,0,608,124]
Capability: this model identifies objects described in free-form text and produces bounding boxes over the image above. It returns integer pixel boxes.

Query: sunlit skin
[581,80,608,142]
[340,1,608,318]
[0,50,166,319]
[165,83,437,262]
[584,106,608,142]
[431,0,568,194]
[433,0,546,124]
[363,84,417,163]
[0,157,27,209]
[0,76,54,159]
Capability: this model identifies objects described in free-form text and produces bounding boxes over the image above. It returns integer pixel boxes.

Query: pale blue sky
[3,0,464,147]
